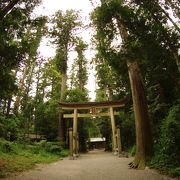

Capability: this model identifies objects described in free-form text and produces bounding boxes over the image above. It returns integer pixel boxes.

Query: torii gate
[59,99,126,159]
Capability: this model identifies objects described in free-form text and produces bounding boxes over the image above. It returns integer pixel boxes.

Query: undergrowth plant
[0,139,69,178]
[149,104,180,177]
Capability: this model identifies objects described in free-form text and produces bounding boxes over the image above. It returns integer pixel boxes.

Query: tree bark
[6,69,17,117]
[6,97,12,117]
[25,64,35,100]
[34,65,40,134]
[114,11,153,169]
[0,0,21,20]
[14,65,27,115]
[58,72,67,142]
[127,61,153,169]
[60,73,67,100]
[108,87,113,101]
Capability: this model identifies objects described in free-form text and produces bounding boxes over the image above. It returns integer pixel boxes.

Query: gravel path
[3,150,176,180]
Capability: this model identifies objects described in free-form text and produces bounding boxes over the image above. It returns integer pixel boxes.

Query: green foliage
[51,10,82,73]
[63,88,89,152]
[0,0,45,100]
[0,0,179,178]
[0,113,6,137]
[149,104,180,177]
[34,99,59,140]
[0,139,64,156]
[0,70,17,99]
[96,117,112,151]
[27,141,61,155]
[36,140,63,154]
[63,88,89,103]
[0,139,15,153]
[70,38,88,90]
[128,145,136,157]
[120,111,135,150]
[0,113,21,140]
[0,139,68,177]
[86,119,101,138]
[92,0,180,173]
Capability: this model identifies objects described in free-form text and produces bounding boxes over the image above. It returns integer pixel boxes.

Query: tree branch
[0,0,21,20]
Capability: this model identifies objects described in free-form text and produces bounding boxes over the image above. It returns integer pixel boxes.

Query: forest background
[0,0,179,178]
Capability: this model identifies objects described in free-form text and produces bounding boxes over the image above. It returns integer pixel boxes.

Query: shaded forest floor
[2,150,176,180]
[0,139,69,178]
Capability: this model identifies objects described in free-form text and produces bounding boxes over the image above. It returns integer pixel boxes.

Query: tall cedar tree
[92,0,153,169]
[50,10,82,142]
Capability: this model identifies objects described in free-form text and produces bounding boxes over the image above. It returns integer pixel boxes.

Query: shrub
[128,145,136,156]
[150,104,180,177]
[59,149,69,157]
[0,139,15,153]
[37,140,47,148]
[27,144,41,154]
[36,140,62,154]
[3,115,21,140]
[44,142,62,153]
[48,144,62,154]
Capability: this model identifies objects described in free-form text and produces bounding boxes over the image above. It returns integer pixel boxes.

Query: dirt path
[3,150,175,180]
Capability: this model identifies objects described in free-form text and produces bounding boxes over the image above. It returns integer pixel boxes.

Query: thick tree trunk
[25,64,35,100]
[34,67,40,136]
[127,61,153,169]
[14,65,27,115]
[6,70,17,117]
[114,10,154,168]
[60,73,67,100]
[58,72,67,142]
[108,87,113,101]
[78,60,83,91]
[6,97,12,117]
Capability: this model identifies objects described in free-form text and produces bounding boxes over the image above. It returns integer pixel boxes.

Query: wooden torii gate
[59,99,126,159]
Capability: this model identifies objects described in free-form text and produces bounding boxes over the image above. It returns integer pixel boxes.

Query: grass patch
[0,139,69,178]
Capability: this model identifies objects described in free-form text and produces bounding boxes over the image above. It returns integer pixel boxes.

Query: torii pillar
[110,106,118,154]
[73,108,78,157]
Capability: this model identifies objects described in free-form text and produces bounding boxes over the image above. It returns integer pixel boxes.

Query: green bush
[0,141,68,178]
[59,149,69,157]
[48,145,62,153]
[150,104,180,177]
[35,140,62,154]
[0,139,15,153]
[0,139,63,156]
[45,142,62,153]
[128,145,136,156]
[27,144,41,154]
[37,140,47,148]
[0,113,6,137]
[3,115,21,140]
